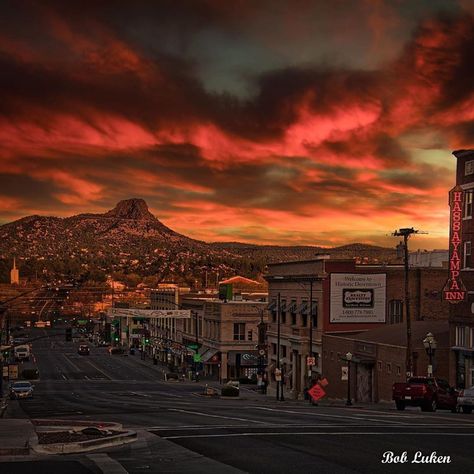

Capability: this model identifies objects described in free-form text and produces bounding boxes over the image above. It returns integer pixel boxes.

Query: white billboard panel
[330,273,386,323]
[107,308,191,319]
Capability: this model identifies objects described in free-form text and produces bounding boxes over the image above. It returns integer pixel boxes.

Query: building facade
[265,258,451,400]
[322,321,450,402]
[448,149,474,389]
[180,296,267,382]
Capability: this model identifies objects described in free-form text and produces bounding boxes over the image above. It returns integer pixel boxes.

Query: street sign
[8,364,18,380]
[274,368,282,382]
[308,383,326,401]
[307,356,316,367]
[193,354,201,362]
[341,366,348,381]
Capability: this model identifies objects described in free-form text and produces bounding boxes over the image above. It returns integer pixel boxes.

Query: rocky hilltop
[0,199,399,285]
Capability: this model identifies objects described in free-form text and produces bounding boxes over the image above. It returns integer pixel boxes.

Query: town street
[2,329,473,473]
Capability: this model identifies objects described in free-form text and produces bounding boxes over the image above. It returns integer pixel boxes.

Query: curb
[30,429,137,454]
[0,446,30,456]
[0,399,7,418]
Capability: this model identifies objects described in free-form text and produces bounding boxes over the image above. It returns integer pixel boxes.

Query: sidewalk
[0,419,34,455]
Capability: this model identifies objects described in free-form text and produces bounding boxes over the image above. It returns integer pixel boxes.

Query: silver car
[9,381,34,399]
[457,386,474,414]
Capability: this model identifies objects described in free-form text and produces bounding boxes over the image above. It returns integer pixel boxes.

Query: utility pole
[393,227,419,377]
[276,292,282,401]
[308,279,313,387]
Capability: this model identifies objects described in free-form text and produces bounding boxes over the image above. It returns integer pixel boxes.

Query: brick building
[322,320,450,402]
[265,258,450,400]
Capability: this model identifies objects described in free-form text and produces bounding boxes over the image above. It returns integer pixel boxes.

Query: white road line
[250,406,408,425]
[61,354,82,373]
[82,358,114,380]
[163,431,474,440]
[168,408,269,424]
[149,423,474,431]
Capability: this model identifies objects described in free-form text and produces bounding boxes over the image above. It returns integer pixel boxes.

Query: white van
[14,345,30,362]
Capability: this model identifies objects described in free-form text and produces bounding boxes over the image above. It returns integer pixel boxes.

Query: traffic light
[65,327,72,342]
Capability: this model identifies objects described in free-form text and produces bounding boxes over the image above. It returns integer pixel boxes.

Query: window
[233,323,245,341]
[330,351,334,360]
[272,343,277,355]
[387,363,392,374]
[272,311,277,323]
[282,346,287,358]
[281,310,286,324]
[396,366,401,376]
[456,326,468,347]
[388,300,403,324]
[247,330,253,341]
[466,160,474,176]
[471,328,474,349]
[291,313,297,325]
[464,241,471,268]
[464,190,473,218]
[301,313,307,327]
[378,361,382,371]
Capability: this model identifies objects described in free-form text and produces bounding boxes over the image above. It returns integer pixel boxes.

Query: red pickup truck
[392,377,458,412]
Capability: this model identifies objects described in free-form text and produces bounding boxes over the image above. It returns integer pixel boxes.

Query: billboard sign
[330,273,386,323]
[108,308,191,319]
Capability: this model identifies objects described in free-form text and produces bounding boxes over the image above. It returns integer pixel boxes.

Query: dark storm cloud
[0,1,471,247]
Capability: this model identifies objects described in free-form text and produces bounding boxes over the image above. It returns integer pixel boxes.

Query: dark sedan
[78,344,90,355]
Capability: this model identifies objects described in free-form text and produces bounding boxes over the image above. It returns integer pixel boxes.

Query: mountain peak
[104,198,156,220]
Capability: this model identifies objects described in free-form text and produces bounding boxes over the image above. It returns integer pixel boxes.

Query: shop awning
[201,349,219,363]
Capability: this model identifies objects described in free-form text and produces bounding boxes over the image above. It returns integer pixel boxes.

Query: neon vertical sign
[443,185,466,303]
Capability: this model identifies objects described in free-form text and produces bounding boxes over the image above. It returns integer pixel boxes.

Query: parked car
[457,386,474,414]
[9,381,34,399]
[78,344,90,355]
[392,377,457,412]
[108,347,124,355]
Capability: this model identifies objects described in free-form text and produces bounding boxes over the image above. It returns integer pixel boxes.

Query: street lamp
[346,352,353,406]
[422,332,437,376]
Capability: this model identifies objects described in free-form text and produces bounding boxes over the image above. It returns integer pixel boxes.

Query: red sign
[308,383,326,401]
[443,185,467,303]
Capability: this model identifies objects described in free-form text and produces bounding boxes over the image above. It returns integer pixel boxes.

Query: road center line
[168,408,268,424]
[81,358,114,380]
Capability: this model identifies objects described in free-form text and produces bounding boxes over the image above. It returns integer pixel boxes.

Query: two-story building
[265,257,451,400]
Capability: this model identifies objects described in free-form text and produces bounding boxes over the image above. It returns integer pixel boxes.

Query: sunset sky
[1,0,474,249]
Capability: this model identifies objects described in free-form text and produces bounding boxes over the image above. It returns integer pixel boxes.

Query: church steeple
[10,257,19,285]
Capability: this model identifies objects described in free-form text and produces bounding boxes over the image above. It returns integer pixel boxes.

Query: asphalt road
[2,328,474,473]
